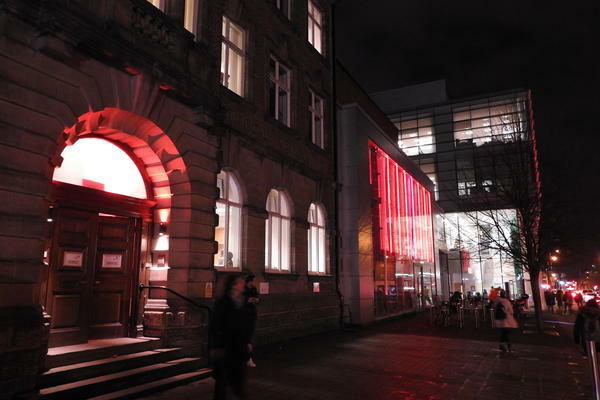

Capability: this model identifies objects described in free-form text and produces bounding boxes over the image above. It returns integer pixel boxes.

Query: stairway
[39,337,212,399]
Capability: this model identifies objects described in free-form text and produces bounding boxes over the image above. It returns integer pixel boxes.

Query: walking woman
[494,289,519,352]
[212,275,250,400]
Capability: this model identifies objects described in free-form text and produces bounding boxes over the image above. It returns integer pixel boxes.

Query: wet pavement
[139,309,592,400]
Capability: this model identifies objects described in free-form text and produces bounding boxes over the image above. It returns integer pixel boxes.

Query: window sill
[264,271,299,280]
[220,86,256,110]
[214,266,243,273]
[308,273,334,278]
[264,115,298,135]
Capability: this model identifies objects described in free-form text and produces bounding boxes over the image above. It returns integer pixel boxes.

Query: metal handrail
[138,284,212,363]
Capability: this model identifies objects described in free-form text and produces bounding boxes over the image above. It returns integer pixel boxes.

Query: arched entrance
[44,109,184,347]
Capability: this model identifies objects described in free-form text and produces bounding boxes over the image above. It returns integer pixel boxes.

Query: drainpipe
[330,0,345,327]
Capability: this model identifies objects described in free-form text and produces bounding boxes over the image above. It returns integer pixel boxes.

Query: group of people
[544,289,581,314]
[212,274,259,400]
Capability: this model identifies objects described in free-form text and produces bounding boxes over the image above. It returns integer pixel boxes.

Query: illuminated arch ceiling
[53,137,148,199]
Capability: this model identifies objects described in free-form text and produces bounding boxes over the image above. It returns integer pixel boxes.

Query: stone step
[39,357,204,399]
[46,337,162,369]
[88,369,213,400]
[40,347,188,388]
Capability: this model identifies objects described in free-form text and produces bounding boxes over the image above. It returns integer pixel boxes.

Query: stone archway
[48,108,202,344]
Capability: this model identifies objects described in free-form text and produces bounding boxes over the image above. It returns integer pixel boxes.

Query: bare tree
[455,96,546,332]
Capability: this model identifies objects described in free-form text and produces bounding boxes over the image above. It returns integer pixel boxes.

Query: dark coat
[212,294,251,363]
[574,304,600,344]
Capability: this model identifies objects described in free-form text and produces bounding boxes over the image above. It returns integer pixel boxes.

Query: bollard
[474,308,479,328]
[458,306,464,328]
[430,305,435,325]
[490,309,495,328]
[588,341,600,400]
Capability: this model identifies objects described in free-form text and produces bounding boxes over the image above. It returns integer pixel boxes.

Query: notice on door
[63,251,83,267]
[101,253,122,269]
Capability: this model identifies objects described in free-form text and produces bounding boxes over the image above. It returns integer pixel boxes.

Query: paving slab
[138,311,593,400]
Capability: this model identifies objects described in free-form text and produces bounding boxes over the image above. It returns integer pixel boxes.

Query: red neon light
[369,141,434,263]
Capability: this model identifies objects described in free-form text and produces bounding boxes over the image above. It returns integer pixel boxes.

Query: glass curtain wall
[369,141,435,316]
[437,210,518,298]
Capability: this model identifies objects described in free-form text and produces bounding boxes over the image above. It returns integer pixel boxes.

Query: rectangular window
[307,0,323,54]
[396,116,435,156]
[221,17,245,96]
[277,0,291,18]
[309,90,324,148]
[148,0,199,38]
[184,0,200,38]
[269,57,291,126]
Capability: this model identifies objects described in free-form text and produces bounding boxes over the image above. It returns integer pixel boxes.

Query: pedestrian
[563,291,573,315]
[556,289,564,311]
[575,291,584,309]
[574,299,600,357]
[244,274,259,368]
[212,275,250,400]
[494,289,519,352]
[545,290,556,313]
[482,289,489,306]
[450,291,462,313]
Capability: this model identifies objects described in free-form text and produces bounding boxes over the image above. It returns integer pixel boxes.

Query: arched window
[308,203,327,274]
[52,138,147,199]
[265,189,291,271]
[214,171,242,269]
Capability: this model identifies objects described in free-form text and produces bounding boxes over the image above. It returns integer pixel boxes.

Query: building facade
[336,66,438,324]
[372,81,540,298]
[0,0,338,397]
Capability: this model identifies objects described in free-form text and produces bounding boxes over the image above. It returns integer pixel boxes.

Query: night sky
[335,0,600,277]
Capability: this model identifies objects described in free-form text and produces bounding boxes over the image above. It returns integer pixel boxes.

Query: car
[582,289,597,302]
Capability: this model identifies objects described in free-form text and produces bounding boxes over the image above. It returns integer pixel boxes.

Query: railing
[138,284,212,363]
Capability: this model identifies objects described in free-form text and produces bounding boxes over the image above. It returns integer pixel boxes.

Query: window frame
[276,0,291,19]
[221,16,246,97]
[307,203,327,274]
[309,89,325,149]
[214,171,243,270]
[265,189,292,272]
[307,0,324,54]
[148,0,200,39]
[269,56,292,127]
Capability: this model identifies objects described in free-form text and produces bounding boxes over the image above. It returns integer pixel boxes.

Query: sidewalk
[140,311,592,400]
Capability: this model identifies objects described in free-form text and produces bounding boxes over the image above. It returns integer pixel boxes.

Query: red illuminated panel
[369,141,434,263]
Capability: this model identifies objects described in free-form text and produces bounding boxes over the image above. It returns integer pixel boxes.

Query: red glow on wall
[369,141,434,263]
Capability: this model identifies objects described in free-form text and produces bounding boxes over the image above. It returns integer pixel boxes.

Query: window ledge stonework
[264,271,299,279]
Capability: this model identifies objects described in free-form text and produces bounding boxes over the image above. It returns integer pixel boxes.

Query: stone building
[0,0,337,397]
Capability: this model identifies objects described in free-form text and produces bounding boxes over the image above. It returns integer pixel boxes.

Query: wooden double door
[46,206,142,347]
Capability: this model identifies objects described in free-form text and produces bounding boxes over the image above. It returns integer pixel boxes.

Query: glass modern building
[336,65,438,323]
[372,81,539,299]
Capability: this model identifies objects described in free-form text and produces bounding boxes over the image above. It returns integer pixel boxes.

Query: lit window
[482,180,494,193]
[52,138,147,199]
[307,0,323,54]
[269,57,291,126]
[396,116,435,156]
[148,0,199,38]
[184,0,200,38]
[458,181,476,196]
[309,90,325,148]
[265,189,292,272]
[221,17,245,96]
[214,171,243,269]
[277,0,291,18]
[308,203,327,274]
